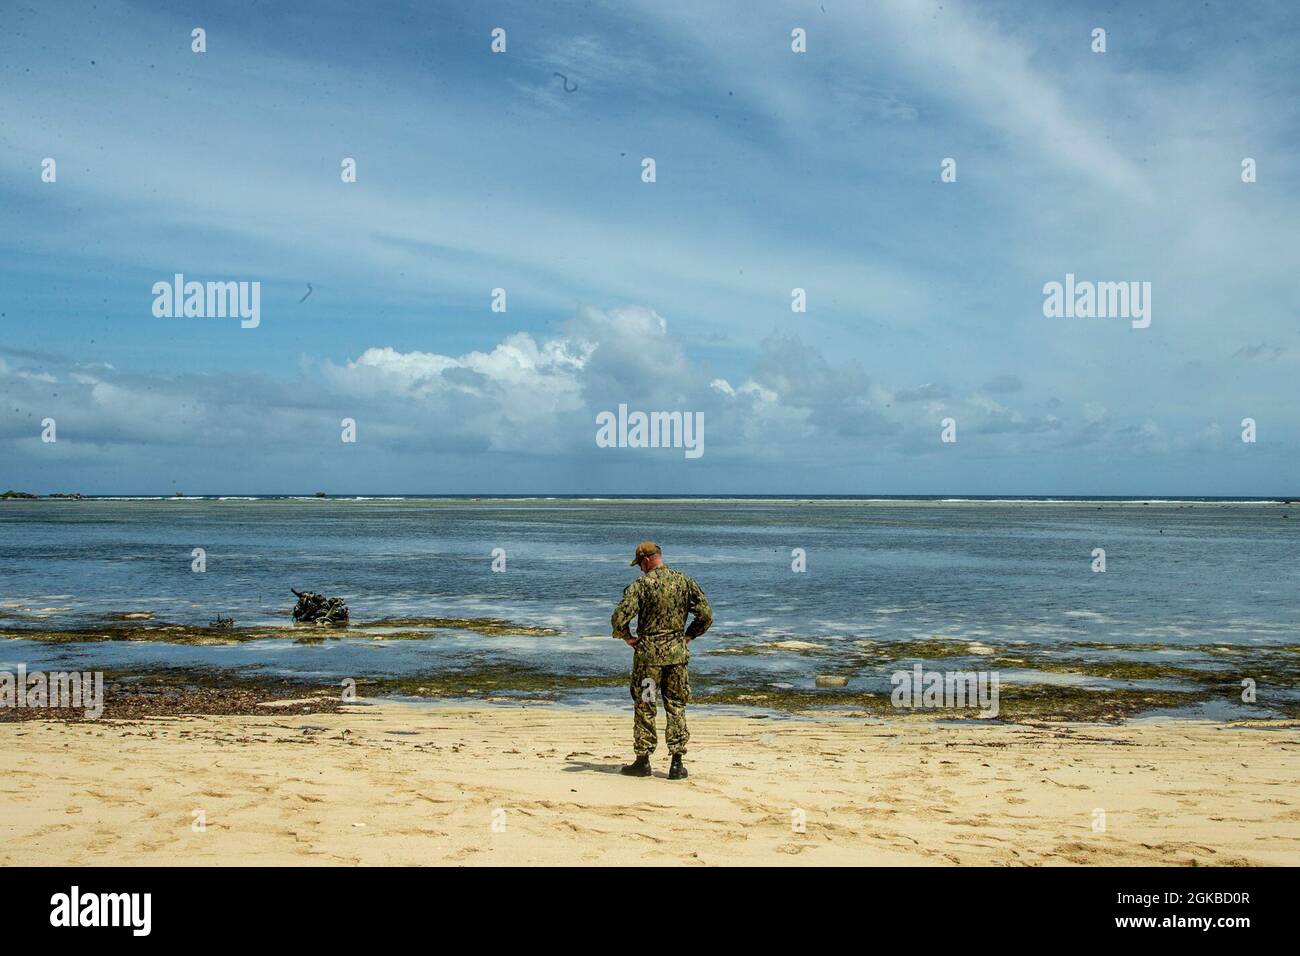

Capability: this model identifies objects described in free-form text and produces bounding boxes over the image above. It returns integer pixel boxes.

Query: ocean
[2,497,1296,715]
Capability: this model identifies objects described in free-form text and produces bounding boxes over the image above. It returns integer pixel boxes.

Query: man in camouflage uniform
[611,541,713,780]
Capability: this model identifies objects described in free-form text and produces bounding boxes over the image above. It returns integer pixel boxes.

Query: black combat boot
[668,754,687,780]
[621,754,652,776]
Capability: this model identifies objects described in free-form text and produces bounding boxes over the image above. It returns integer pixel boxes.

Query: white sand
[2,703,1297,865]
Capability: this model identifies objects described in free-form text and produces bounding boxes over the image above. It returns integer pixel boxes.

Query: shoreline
[2,661,1297,725]
[3,699,1296,866]
[4,495,1296,505]
[4,617,1298,723]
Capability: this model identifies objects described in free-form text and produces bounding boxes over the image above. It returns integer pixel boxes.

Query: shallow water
[1,498,1296,700]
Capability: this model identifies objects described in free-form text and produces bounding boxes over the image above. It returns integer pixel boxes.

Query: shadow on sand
[562,759,640,775]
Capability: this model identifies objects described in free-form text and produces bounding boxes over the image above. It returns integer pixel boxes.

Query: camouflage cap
[630,540,661,566]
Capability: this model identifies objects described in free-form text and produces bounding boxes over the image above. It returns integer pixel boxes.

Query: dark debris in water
[290,589,349,625]
[0,614,562,645]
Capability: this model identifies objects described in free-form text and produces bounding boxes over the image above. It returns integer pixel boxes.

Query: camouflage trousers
[630,661,690,756]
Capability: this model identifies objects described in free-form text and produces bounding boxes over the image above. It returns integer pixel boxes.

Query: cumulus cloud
[3,303,1241,493]
[322,333,594,453]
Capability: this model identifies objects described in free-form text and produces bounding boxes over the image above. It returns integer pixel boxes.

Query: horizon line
[3,492,1295,502]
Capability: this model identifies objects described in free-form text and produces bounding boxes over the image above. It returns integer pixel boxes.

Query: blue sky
[1,0,1297,495]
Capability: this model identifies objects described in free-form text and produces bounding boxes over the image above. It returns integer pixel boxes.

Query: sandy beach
[3,701,1297,866]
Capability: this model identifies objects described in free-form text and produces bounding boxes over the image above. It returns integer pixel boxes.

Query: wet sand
[2,701,1297,865]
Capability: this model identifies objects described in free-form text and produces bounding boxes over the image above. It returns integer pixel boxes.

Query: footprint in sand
[775,843,814,855]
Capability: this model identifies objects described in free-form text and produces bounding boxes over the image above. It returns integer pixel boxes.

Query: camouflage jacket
[611,566,713,666]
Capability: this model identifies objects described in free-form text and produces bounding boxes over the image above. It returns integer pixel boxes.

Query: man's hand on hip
[623,637,638,648]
